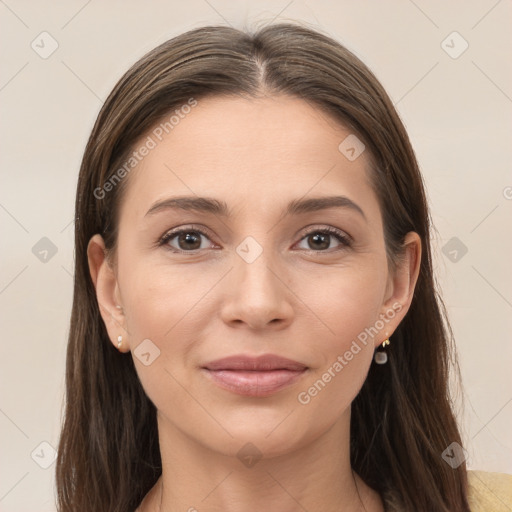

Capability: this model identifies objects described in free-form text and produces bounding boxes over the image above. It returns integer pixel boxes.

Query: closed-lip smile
[201,354,308,397]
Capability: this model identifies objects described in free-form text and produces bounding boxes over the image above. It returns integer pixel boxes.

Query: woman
[55,22,510,511]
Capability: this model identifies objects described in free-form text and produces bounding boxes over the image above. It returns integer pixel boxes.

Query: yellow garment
[468,470,512,511]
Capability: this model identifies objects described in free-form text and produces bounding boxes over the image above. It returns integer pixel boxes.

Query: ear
[375,231,422,347]
[87,234,130,352]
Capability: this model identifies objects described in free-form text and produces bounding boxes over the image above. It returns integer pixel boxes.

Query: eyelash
[157,224,352,254]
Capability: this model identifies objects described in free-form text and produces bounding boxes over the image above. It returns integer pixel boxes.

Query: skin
[88,94,421,512]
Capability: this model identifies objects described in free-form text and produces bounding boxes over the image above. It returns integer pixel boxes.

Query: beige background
[1,1,511,510]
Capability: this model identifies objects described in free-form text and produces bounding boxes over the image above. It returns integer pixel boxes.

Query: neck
[137,408,384,512]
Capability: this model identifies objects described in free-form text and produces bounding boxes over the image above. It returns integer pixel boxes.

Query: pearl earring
[374,337,390,364]
[117,335,123,350]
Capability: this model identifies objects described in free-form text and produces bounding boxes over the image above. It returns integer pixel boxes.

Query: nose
[220,250,294,331]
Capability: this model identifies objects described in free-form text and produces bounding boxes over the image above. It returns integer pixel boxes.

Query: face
[89,95,419,459]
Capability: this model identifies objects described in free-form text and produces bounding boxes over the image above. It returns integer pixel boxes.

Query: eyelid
[299,224,353,244]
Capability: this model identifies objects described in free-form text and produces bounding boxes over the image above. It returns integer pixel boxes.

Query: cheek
[293,263,386,409]
[300,260,386,346]
[120,260,204,413]
[120,257,206,341]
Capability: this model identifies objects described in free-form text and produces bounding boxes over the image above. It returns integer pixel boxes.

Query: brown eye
[296,227,351,252]
[160,228,212,252]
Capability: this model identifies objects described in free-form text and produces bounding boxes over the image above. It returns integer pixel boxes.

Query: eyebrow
[145,195,366,221]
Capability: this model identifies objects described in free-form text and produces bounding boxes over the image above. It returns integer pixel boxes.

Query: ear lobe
[87,234,127,350]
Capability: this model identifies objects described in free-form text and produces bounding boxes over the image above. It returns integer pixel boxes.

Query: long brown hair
[55,22,470,511]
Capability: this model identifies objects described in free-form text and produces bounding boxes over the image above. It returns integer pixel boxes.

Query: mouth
[201,354,308,397]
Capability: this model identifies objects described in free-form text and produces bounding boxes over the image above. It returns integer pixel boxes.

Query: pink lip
[201,354,308,397]
[203,354,307,371]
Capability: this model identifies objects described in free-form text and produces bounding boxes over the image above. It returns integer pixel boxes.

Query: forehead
[119,95,378,222]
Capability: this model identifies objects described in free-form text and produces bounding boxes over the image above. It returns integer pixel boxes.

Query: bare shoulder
[467,469,512,512]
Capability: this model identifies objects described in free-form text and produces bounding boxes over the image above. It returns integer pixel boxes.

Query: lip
[201,354,308,397]
[203,354,307,371]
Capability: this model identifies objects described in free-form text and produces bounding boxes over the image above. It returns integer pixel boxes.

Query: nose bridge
[235,236,280,300]
[222,233,292,328]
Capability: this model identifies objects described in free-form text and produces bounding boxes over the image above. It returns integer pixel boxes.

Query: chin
[201,415,314,461]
